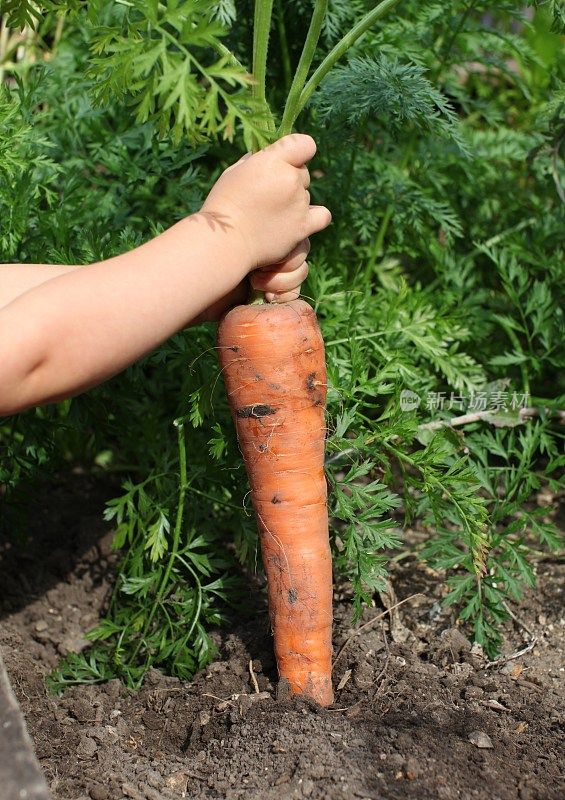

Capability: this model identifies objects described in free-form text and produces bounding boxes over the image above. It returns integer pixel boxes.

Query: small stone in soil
[58,634,90,655]
[468,731,494,749]
[405,758,421,779]
[165,771,188,793]
[198,710,211,726]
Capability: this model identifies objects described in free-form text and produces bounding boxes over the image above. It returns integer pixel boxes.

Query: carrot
[218,298,333,706]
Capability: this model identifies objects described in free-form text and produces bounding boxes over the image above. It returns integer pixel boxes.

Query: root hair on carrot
[256,511,293,583]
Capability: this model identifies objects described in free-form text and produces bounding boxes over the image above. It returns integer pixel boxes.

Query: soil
[1,472,563,800]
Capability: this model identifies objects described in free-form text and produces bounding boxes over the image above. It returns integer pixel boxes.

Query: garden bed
[1,473,563,800]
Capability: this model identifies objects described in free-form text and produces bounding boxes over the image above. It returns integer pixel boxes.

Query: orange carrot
[218,298,333,706]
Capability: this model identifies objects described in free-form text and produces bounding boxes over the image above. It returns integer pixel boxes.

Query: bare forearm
[0,263,81,309]
[0,134,331,416]
[0,214,247,414]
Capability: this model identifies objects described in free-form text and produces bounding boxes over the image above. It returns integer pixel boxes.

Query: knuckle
[280,166,297,193]
[297,263,309,282]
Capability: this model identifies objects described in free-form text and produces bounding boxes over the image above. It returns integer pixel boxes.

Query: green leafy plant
[0,1,563,691]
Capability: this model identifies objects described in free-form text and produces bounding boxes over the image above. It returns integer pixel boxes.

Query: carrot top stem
[252,0,276,145]
[248,287,266,305]
[279,0,328,137]
[295,0,404,119]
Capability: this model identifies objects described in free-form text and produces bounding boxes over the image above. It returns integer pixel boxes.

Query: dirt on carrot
[1,473,564,800]
[218,299,333,706]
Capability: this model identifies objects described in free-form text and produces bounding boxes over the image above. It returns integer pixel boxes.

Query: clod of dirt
[88,784,108,800]
[276,677,292,702]
[433,627,473,664]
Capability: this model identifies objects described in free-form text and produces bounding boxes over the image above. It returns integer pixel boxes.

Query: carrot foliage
[0,0,563,688]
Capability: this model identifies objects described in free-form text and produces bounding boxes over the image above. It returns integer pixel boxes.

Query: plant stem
[155,23,256,128]
[418,406,563,431]
[276,0,292,95]
[249,1,276,305]
[437,0,478,74]
[496,316,531,396]
[160,420,188,599]
[210,38,246,71]
[325,318,430,347]
[248,287,267,304]
[278,0,328,137]
[52,11,66,55]
[171,554,203,668]
[128,421,188,665]
[0,17,9,84]
[296,0,404,118]
[252,0,275,140]
[467,217,536,258]
[184,485,243,513]
[370,204,394,265]
[367,134,415,270]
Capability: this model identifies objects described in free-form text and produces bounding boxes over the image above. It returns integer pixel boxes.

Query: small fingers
[250,260,309,294]
[299,165,310,188]
[265,288,302,303]
[267,133,317,167]
[305,205,332,236]
[258,239,310,273]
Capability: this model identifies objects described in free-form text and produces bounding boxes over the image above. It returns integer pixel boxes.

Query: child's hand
[197,133,330,316]
[200,133,330,298]
[195,237,311,322]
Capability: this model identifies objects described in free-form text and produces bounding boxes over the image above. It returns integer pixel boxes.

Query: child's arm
[0,264,81,309]
[0,134,331,415]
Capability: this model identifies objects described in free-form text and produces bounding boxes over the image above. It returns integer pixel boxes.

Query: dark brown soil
[1,473,564,800]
